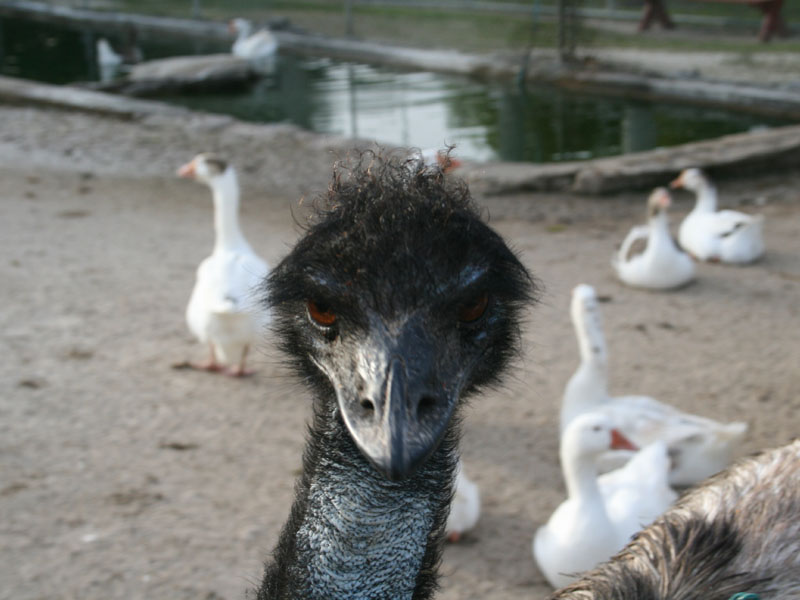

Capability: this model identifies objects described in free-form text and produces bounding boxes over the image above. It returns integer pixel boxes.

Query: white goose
[671,168,765,263]
[612,187,695,290]
[229,18,278,66]
[562,284,748,486]
[96,38,123,83]
[534,413,670,588]
[597,439,677,544]
[445,460,480,542]
[177,153,270,377]
[96,38,122,67]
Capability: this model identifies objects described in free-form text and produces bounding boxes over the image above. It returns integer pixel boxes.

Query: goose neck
[562,361,609,431]
[691,180,718,213]
[561,447,603,503]
[649,210,673,246]
[235,21,252,42]
[210,170,248,252]
[574,312,608,367]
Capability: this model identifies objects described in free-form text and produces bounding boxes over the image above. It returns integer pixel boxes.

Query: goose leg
[226,345,254,377]
[193,344,224,372]
[172,344,223,372]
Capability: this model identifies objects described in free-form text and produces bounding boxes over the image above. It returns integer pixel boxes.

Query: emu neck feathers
[210,170,248,253]
[258,397,456,600]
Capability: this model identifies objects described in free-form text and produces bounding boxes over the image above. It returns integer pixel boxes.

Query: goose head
[570,284,606,363]
[562,412,637,464]
[647,187,671,219]
[177,153,232,187]
[228,18,252,37]
[570,284,598,326]
[670,168,708,193]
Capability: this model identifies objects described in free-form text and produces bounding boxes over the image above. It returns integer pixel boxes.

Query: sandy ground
[1,104,799,600]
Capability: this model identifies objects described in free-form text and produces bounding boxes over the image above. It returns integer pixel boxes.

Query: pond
[1,15,793,163]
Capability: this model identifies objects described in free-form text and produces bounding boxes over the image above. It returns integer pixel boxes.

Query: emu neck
[209,170,248,253]
[690,180,718,214]
[259,397,456,600]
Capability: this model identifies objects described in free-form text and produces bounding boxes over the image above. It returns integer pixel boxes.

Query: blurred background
[2,0,797,164]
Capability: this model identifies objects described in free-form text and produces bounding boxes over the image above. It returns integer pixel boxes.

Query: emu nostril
[417,396,437,418]
[360,398,375,414]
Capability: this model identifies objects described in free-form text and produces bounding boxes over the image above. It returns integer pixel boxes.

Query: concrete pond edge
[3,0,800,194]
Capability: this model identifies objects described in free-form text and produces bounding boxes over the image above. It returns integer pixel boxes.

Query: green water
[0,15,792,162]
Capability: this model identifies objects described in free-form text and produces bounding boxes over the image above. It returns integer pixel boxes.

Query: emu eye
[307,300,337,327]
[458,292,489,323]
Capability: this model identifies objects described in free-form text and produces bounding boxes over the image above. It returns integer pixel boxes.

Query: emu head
[267,152,534,481]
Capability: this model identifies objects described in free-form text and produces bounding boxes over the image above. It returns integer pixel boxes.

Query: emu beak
[338,334,458,481]
[177,160,196,179]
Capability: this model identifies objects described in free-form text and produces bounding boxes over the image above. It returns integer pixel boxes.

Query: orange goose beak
[610,429,638,451]
[669,173,685,189]
[177,160,196,179]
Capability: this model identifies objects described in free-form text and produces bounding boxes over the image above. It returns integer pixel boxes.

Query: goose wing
[613,225,649,270]
[201,250,268,315]
[705,209,757,238]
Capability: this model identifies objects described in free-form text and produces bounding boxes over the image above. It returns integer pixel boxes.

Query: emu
[254,151,534,599]
[548,438,800,600]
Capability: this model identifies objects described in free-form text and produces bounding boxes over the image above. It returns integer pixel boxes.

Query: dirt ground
[1,103,799,600]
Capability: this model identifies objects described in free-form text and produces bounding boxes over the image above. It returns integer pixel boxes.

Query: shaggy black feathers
[256,151,534,599]
[268,151,534,398]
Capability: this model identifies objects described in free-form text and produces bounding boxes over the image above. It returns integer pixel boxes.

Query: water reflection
[0,15,792,163]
